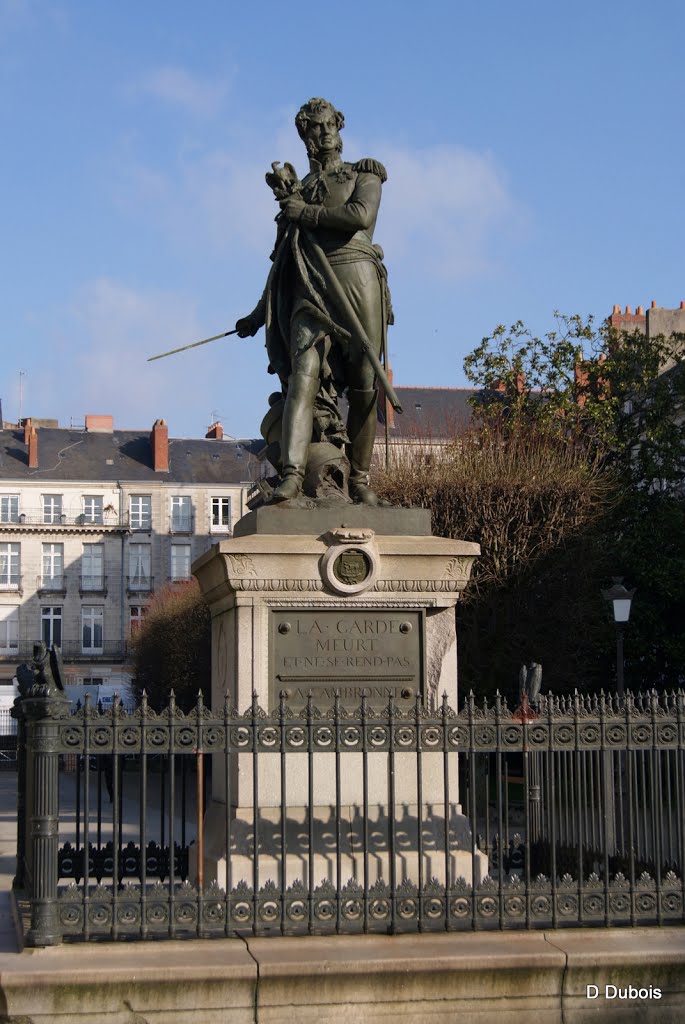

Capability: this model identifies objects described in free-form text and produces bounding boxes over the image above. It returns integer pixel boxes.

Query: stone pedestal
[192,506,486,889]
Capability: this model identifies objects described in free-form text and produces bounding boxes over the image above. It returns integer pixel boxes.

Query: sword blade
[147,329,239,362]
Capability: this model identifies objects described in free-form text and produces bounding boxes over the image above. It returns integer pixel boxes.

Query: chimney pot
[636,305,644,315]
[151,418,169,472]
[680,301,685,310]
[23,417,32,444]
[651,300,657,308]
[612,305,620,314]
[625,306,631,314]
[205,421,224,440]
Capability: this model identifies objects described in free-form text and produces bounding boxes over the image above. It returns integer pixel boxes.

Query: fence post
[22,687,69,946]
[11,697,27,891]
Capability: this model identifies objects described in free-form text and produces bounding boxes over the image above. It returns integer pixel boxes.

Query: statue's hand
[235,316,259,338]
[279,196,306,221]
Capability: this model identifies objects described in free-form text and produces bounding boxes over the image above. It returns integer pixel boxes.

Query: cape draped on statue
[261,160,392,403]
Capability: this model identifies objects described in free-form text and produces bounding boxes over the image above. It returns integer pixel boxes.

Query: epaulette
[353,158,387,183]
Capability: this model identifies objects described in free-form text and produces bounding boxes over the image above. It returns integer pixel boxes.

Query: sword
[299,228,403,413]
[147,329,239,362]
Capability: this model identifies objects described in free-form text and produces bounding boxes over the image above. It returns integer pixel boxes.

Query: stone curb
[1,923,684,1023]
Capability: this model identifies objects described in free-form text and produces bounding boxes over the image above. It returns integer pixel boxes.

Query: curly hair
[295,97,345,156]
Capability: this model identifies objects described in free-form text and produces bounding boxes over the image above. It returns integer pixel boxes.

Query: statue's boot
[271,372,319,502]
[347,388,381,505]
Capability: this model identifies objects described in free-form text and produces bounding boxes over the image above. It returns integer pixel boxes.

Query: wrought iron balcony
[78,575,108,597]
[0,575,22,594]
[5,640,128,662]
[126,575,154,595]
[36,574,67,595]
[169,514,194,535]
[59,641,127,661]
[1,509,128,530]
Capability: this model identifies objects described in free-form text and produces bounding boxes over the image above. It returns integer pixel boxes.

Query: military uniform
[247,154,390,502]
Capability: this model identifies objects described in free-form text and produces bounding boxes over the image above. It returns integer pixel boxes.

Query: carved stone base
[193,801,488,892]
[193,515,478,786]
[192,510,481,883]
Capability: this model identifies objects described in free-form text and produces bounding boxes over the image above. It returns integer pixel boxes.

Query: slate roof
[0,386,481,484]
[377,386,477,439]
[0,428,264,484]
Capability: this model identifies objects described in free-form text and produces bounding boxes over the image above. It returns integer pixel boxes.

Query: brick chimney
[205,421,224,440]
[574,353,607,407]
[378,368,395,429]
[85,414,114,432]
[574,361,589,408]
[609,303,647,334]
[150,418,169,472]
[23,417,32,444]
[28,427,38,468]
[490,374,524,394]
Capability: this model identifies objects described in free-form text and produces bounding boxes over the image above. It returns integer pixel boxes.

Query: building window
[0,543,20,589]
[170,544,191,581]
[128,543,151,590]
[170,495,192,533]
[41,606,62,648]
[82,495,103,524]
[0,607,18,652]
[41,543,64,589]
[82,607,103,653]
[129,606,147,635]
[0,495,19,524]
[211,496,232,531]
[130,495,152,530]
[42,495,63,524]
[82,543,104,590]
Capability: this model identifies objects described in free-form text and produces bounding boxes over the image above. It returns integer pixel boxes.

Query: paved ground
[0,770,18,892]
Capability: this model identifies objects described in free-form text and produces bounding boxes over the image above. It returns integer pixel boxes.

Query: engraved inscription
[271,609,423,708]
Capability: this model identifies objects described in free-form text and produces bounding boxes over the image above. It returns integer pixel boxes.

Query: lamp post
[602,578,635,698]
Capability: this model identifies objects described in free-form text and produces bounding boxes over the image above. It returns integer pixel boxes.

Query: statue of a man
[236,97,393,505]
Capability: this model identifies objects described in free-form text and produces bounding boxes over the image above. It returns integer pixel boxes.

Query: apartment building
[0,415,263,691]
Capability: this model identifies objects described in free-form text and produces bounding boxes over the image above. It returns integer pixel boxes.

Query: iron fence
[11,688,685,945]
[0,707,17,769]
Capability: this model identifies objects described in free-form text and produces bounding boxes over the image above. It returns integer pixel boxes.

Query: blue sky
[2,0,684,440]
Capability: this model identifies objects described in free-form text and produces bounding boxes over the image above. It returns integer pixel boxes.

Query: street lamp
[602,578,636,698]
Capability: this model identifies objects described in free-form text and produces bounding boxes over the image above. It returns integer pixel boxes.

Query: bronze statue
[16,642,66,699]
[237,97,401,505]
[518,661,542,707]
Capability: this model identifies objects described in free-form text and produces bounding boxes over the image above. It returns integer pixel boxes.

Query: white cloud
[134,66,232,118]
[377,143,524,278]
[110,114,296,258]
[112,115,523,285]
[0,0,66,40]
[0,0,33,30]
[60,278,204,428]
[20,276,270,438]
